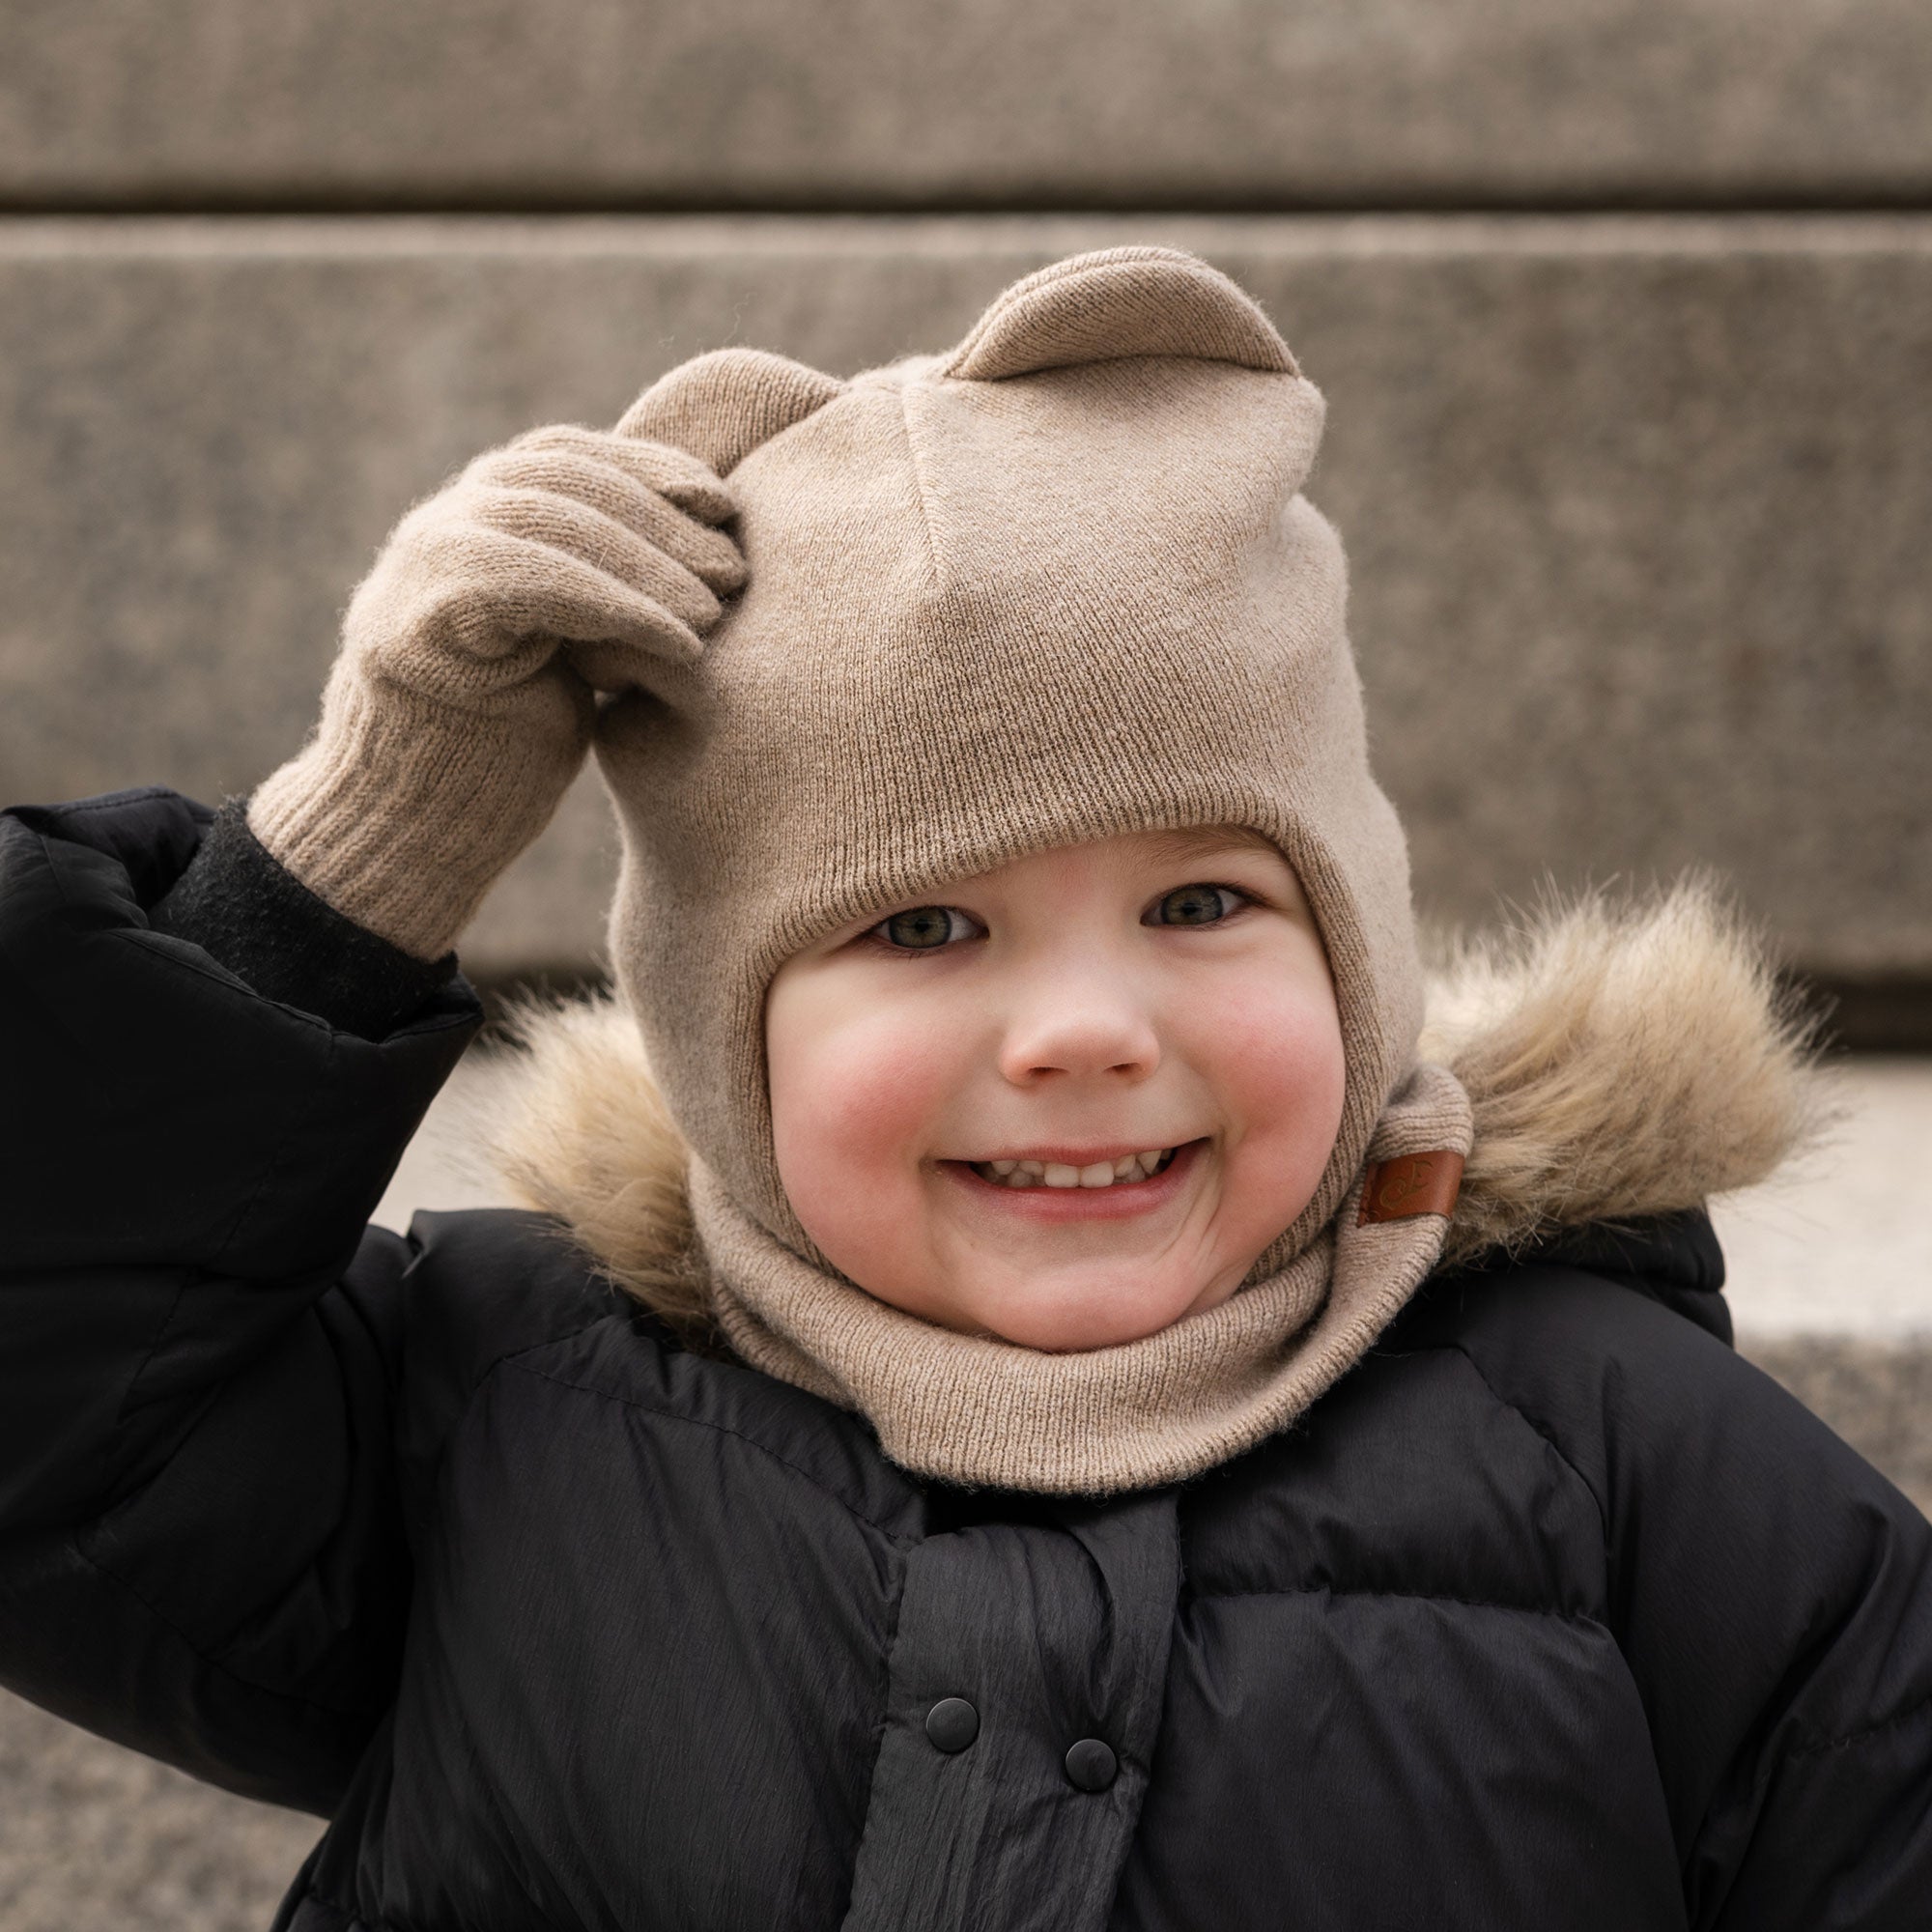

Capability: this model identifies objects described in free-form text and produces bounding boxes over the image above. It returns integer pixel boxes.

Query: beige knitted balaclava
[596,248,1470,1492]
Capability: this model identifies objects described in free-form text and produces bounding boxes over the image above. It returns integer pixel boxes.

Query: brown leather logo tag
[1357,1151,1465,1226]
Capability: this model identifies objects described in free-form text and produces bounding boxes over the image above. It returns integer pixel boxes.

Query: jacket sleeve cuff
[150,798,460,1040]
[1,786,482,1279]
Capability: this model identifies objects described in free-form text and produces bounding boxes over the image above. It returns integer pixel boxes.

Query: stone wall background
[1,5,1929,1926]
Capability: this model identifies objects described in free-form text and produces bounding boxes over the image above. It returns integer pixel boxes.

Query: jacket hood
[480,881,1820,1344]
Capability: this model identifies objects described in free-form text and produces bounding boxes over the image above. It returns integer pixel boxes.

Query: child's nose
[996,983,1162,1086]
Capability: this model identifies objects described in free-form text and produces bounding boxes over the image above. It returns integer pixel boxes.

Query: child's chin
[964,1276,1210,1353]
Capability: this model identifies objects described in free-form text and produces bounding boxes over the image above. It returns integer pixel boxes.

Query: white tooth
[990,1160,1017,1177]
[1006,1169,1035,1187]
[1017,1160,1044,1179]
[1079,1161,1115,1188]
[1113,1155,1138,1181]
[1042,1163,1080,1188]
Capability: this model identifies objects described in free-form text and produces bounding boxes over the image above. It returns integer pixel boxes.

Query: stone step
[0,1689,316,1932]
[2,215,1928,989]
[1714,1057,1932,1511]
[1746,1338,1932,1520]
[1712,1058,1932,1344]
[3,2,1929,207]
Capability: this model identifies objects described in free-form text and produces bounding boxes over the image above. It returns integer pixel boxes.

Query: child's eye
[1146,883,1245,927]
[869,905,981,951]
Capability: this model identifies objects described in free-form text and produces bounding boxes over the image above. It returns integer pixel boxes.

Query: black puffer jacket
[3,790,1930,1932]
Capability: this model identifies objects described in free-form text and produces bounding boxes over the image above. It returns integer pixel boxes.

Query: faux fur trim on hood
[482,882,1820,1341]
[1419,883,1822,1266]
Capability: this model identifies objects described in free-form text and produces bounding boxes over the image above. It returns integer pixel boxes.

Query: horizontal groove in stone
[7,191,1932,222]
[4,211,1932,259]
[2,215,1927,982]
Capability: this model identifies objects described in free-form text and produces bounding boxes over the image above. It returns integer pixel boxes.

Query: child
[2,247,1927,1930]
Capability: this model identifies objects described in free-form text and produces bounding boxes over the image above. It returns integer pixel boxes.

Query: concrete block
[1716,1059,1932,1341]
[0,214,1928,980]
[0,1688,315,1932]
[1742,1339,1932,1518]
[4,2,1932,207]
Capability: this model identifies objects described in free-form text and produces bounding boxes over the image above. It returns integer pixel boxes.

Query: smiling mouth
[967,1147,1181,1190]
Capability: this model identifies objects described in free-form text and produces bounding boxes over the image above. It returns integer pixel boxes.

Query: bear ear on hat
[940,246,1299,384]
[616,347,847,475]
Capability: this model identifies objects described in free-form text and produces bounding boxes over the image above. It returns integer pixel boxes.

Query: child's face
[764,827,1346,1351]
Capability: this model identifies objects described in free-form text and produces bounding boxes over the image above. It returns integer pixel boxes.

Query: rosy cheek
[770,996,962,1249]
[1198,981,1347,1183]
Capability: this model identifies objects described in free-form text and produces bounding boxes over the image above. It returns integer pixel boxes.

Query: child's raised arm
[0,417,743,1812]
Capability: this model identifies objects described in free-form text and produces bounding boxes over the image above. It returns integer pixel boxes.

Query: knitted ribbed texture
[701,1064,1472,1493]
[249,425,747,960]
[602,246,1425,1278]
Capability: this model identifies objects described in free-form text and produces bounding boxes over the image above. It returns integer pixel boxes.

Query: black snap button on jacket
[925,1697,980,1752]
[1065,1739,1119,1792]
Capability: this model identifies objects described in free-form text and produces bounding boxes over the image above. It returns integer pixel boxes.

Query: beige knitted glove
[248,423,745,960]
